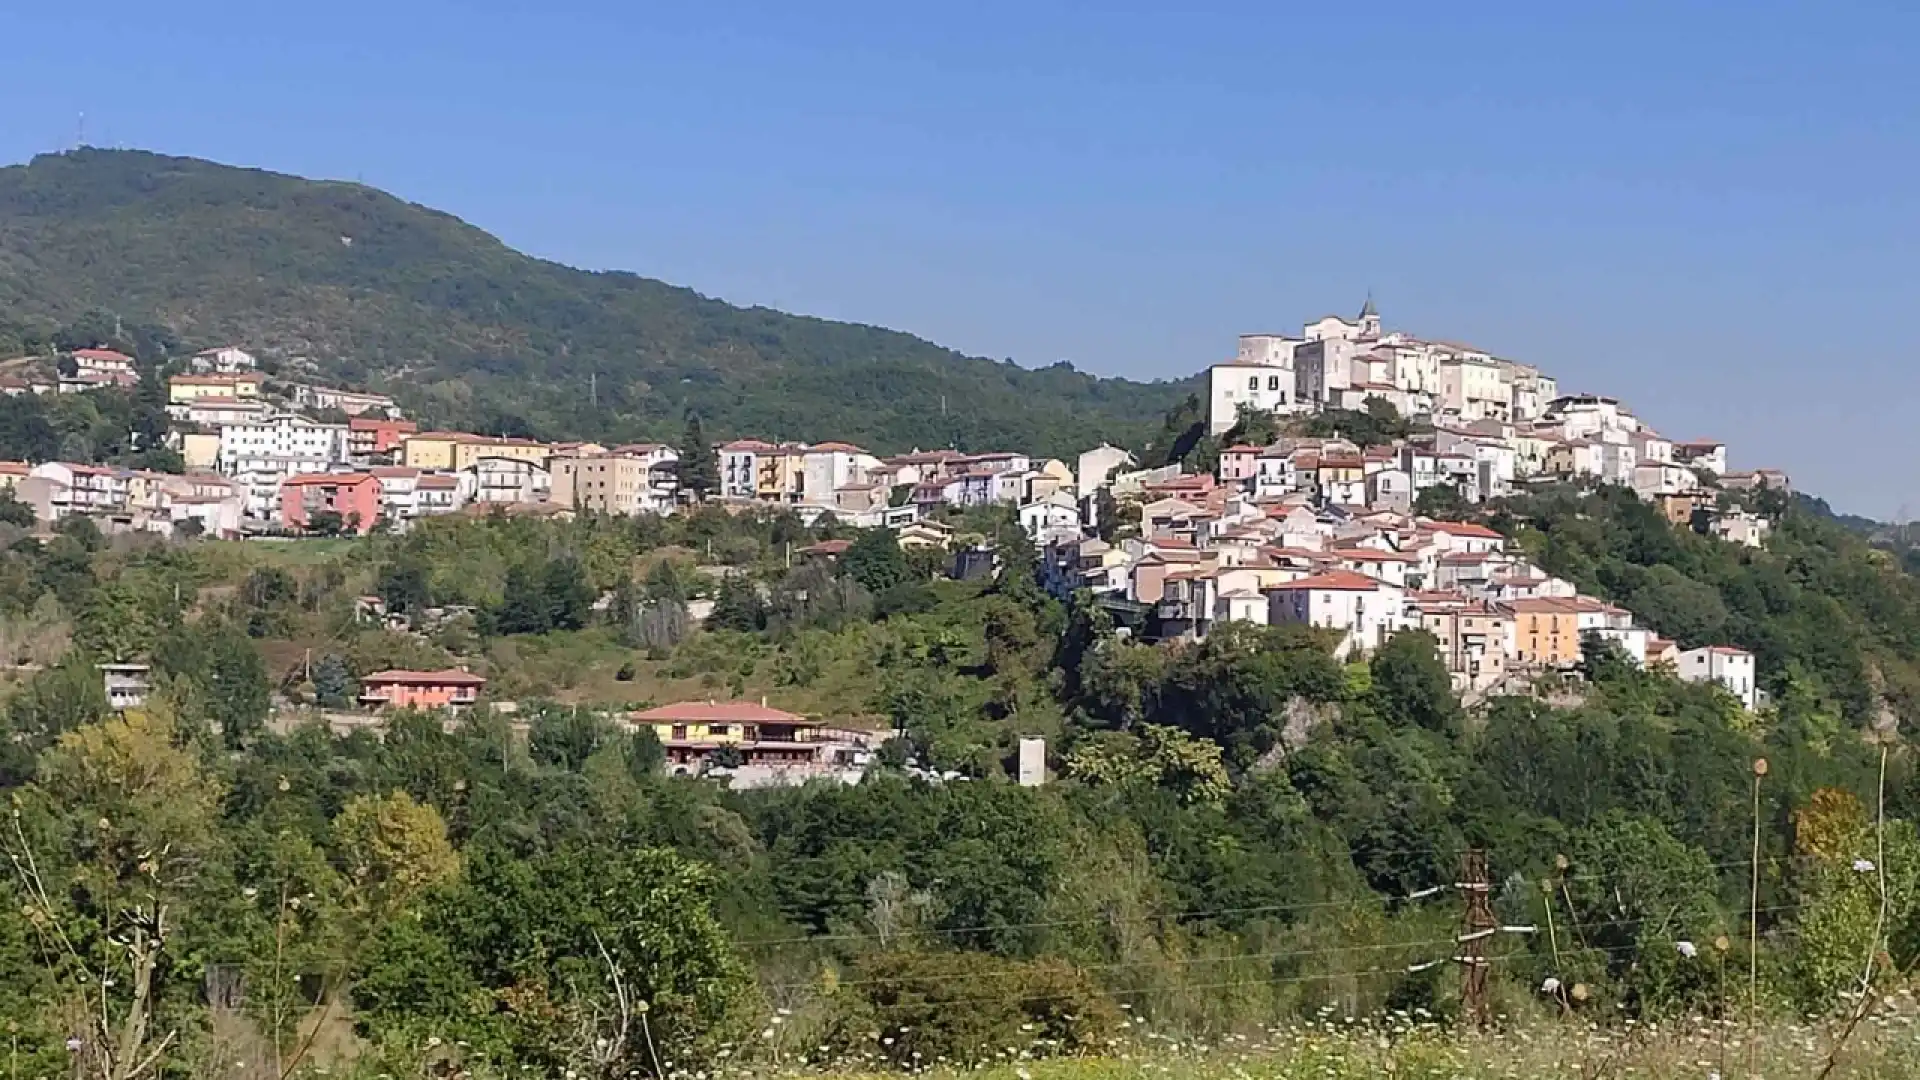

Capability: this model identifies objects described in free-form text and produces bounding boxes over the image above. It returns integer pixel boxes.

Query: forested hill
[0,148,1191,454]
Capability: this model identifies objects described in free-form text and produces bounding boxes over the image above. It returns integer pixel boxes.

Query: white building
[190,346,257,374]
[170,396,274,428]
[1711,512,1771,548]
[218,414,349,476]
[460,457,551,505]
[1076,444,1135,496]
[1265,570,1406,658]
[1019,490,1083,546]
[720,439,774,499]
[800,443,880,506]
[1675,646,1758,711]
[291,384,400,418]
[1438,355,1511,421]
[1673,440,1729,476]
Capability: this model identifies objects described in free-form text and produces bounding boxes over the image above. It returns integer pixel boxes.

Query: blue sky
[4,0,1918,514]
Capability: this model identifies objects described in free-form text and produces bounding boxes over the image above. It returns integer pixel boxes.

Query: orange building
[1502,597,1585,667]
[279,472,383,534]
[349,416,419,459]
[359,669,486,712]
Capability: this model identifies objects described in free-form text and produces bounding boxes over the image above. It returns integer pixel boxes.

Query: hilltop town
[0,300,1792,720]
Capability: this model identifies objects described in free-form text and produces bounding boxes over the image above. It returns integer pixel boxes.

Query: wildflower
[1542,977,1562,993]
[1855,858,1877,873]
[1675,940,1698,958]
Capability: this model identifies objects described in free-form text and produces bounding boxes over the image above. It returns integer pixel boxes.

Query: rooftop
[631,699,813,725]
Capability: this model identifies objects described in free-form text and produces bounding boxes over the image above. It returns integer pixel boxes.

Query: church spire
[1358,291,1378,321]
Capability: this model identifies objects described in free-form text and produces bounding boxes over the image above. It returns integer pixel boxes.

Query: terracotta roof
[808,441,868,454]
[363,669,487,686]
[1336,548,1416,563]
[72,348,133,362]
[720,439,779,452]
[351,416,417,431]
[1426,520,1504,540]
[1270,570,1385,592]
[630,700,810,724]
[170,373,263,386]
[417,475,459,489]
[281,472,375,487]
[801,539,853,556]
[371,467,421,479]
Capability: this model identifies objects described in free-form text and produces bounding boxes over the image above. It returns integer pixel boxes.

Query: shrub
[828,949,1118,1066]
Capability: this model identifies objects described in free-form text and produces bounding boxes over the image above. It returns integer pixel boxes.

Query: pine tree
[677,411,719,500]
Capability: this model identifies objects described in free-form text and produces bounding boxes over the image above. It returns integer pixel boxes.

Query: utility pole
[1458,848,1495,1026]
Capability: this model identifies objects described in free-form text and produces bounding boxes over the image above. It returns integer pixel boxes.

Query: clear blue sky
[4,1,1917,515]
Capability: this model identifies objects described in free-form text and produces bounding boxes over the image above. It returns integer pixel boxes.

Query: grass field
[698,1004,1920,1080]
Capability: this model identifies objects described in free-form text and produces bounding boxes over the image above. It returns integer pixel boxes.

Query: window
[670,725,687,740]
[1268,375,1281,391]
[707,724,730,737]
[1248,376,1258,390]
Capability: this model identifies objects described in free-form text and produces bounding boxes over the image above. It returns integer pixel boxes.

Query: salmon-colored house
[359,669,487,712]
[280,472,383,533]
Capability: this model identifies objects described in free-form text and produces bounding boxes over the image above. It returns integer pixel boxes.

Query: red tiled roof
[809,441,868,454]
[1271,570,1385,592]
[72,348,133,362]
[351,416,417,431]
[801,539,853,556]
[1427,520,1504,540]
[630,700,810,724]
[282,472,375,487]
[363,669,487,686]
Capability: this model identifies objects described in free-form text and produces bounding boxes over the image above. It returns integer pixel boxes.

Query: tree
[307,508,346,537]
[542,555,593,632]
[707,573,766,632]
[353,845,748,1074]
[313,653,356,708]
[1413,482,1470,520]
[5,706,225,1080]
[1369,630,1461,733]
[676,411,718,500]
[842,527,912,594]
[494,562,551,635]
[377,557,431,615]
[529,707,616,773]
[331,791,461,922]
[0,488,35,528]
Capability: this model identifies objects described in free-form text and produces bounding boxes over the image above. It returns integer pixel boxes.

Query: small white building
[1711,512,1771,549]
[190,346,258,374]
[1019,491,1083,546]
[1076,444,1136,496]
[1675,646,1758,711]
[1266,570,1406,659]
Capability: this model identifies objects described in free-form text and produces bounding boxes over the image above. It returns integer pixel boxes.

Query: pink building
[279,472,383,533]
[1218,445,1261,482]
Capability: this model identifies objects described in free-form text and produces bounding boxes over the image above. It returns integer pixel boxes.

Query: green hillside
[0,148,1190,455]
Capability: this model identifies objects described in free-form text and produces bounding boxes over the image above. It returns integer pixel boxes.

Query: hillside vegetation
[0,489,1919,1077]
[0,148,1189,454]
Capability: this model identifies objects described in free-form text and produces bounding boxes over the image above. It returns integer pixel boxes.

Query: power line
[762,937,1463,994]
[737,856,1778,950]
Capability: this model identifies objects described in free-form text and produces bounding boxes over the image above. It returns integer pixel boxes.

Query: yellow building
[1503,598,1583,667]
[755,445,807,501]
[551,453,651,514]
[168,373,263,404]
[626,700,825,768]
[402,432,468,470]
[181,432,222,472]
[453,436,554,472]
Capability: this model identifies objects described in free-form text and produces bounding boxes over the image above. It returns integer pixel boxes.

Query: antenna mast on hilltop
[75,112,86,149]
